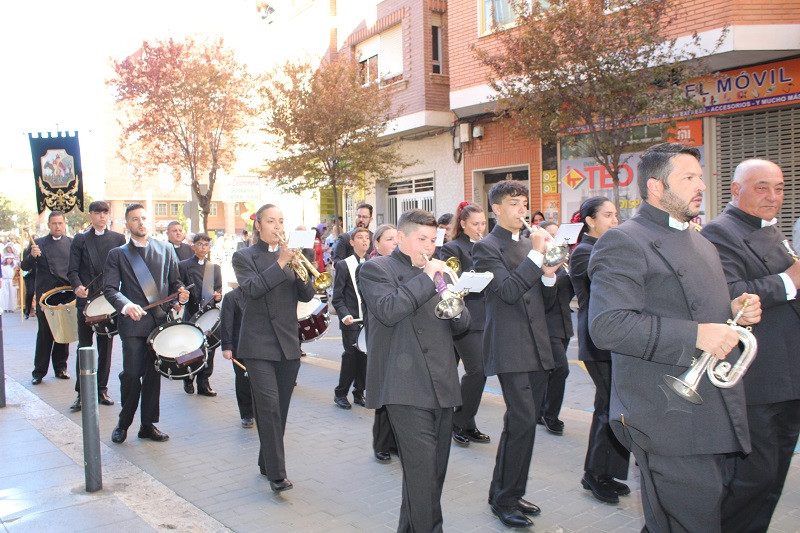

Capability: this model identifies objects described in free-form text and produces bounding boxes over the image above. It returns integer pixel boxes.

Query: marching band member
[231,204,316,492]
[359,209,469,531]
[701,159,800,532]
[105,204,189,444]
[568,197,630,503]
[166,220,194,261]
[220,285,254,428]
[473,181,562,528]
[438,202,491,446]
[588,143,760,531]
[68,200,126,410]
[21,210,72,385]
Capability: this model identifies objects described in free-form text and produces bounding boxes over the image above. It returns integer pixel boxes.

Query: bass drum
[84,293,118,336]
[147,321,208,380]
[39,286,79,344]
[297,298,329,343]
[190,306,221,350]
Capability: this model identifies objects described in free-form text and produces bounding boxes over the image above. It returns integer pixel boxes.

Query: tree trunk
[331,180,340,235]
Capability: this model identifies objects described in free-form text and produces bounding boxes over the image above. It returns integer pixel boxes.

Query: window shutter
[379,24,403,79]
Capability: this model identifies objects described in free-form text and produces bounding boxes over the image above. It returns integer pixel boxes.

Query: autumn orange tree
[477,0,718,209]
[109,38,256,231]
[259,55,412,221]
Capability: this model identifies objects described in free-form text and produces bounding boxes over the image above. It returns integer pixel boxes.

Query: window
[210,202,218,216]
[154,202,167,216]
[387,176,435,225]
[360,55,379,86]
[234,203,241,215]
[170,203,182,217]
[432,15,443,74]
[356,25,403,85]
[479,0,544,35]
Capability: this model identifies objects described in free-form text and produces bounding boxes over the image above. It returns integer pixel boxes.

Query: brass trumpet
[422,254,465,319]
[663,299,758,404]
[274,232,333,290]
[520,217,569,267]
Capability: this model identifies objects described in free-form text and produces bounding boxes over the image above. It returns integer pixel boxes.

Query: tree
[0,195,36,233]
[476,0,719,209]
[65,192,94,233]
[109,38,256,231]
[259,55,413,221]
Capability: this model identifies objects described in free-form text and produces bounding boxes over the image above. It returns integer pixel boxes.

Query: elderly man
[701,159,800,533]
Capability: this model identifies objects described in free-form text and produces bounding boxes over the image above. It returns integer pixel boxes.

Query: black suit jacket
[332,229,374,264]
[359,247,470,409]
[172,243,195,261]
[473,225,557,375]
[701,204,800,405]
[439,234,486,331]
[220,287,244,356]
[332,255,366,332]
[545,267,574,341]
[178,257,222,318]
[68,229,126,309]
[569,235,609,362]
[231,240,316,361]
[589,201,750,456]
[103,239,184,338]
[20,235,72,296]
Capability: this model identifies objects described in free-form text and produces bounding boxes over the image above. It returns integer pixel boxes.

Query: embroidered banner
[28,131,84,214]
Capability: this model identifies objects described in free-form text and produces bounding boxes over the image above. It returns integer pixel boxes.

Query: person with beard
[166,221,194,261]
[332,203,374,263]
[588,143,761,531]
[701,159,800,533]
[21,211,73,384]
[105,205,189,444]
[67,200,126,410]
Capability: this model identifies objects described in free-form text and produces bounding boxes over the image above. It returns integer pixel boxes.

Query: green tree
[109,37,257,232]
[476,0,721,209]
[65,192,94,233]
[259,54,413,221]
[0,195,36,232]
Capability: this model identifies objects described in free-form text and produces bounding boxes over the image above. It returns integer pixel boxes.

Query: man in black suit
[473,181,563,528]
[231,204,316,492]
[104,204,189,444]
[68,200,126,410]
[331,226,370,409]
[178,232,222,396]
[220,285,254,428]
[23,258,35,318]
[166,220,194,261]
[589,143,761,531]
[701,159,800,533]
[331,203,374,263]
[21,211,73,384]
[359,209,470,532]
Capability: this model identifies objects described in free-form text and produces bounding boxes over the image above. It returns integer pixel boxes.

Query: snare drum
[84,293,118,336]
[297,297,329,343]
[147,322,208,380]
[39,286,79,344]
[191,306,221,350]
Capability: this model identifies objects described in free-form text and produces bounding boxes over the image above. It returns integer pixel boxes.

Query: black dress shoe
[541,417,565,435]
[138,424,169,442]
[465,428,491,443]
[605,478,631,496]
[452,426,470,446]
[334,396,352,409]
[269,478,293,492]
[98,392,115,406]
[241,418,254,428]
[490,503,533,528]
[69,395,81,412]
[31,377,42,385]
[197,385,217,397]
[183,380,195,394]
[516,498,541,516]
[55,371,70,380]
[581,473,619,504]
[111,426,127,443]
[375,451,391,463]
[352,395,366,407]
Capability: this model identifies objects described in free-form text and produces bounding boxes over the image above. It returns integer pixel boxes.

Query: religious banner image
[28,131,85,214]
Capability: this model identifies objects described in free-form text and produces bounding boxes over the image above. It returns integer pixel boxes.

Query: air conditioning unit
[459,123,471,143]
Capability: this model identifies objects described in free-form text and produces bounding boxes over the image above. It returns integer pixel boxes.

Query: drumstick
[232,358,247,372]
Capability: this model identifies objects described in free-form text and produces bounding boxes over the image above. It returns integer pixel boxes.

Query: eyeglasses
[356,215,371,220]
[193,242,211,248]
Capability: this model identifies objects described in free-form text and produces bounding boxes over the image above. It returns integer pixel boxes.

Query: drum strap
[201,261,214,300]
[83,230,103,282]
[121,243,161,305]
[344,255,363,321]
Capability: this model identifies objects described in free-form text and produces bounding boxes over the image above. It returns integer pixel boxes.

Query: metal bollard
[79,346,102,492]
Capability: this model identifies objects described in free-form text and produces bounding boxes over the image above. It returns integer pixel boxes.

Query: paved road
[1,313,798,532]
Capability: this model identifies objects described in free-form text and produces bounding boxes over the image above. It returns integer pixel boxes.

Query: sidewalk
[1,314,798,532]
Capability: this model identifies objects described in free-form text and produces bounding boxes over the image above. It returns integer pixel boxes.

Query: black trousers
[244,357,300,480]
[335,327,366,398]
[541,337,570,421]
[452,330,487,431]
[373,406,396,453]
[233,357,254,419]
[490,370,549,507]
[117,335,161,429]
[74,310,114,394]
[583,360,630,479]
[32,304,69,379]
[386,404,452,533]
[23,276,35,315]
[185,348,216,385]
[721,399,800,533]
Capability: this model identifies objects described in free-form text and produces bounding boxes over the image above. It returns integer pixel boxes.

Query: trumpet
[782,240,799,262]
[274,232,333,291]
[663,299,758,404]
[421,254,466,319]
[520,217,570,267]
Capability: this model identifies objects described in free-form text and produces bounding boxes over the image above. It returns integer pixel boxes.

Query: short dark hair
[88,200,110,213]
[125,204,145,218]
[192,232,211,243]
[437,213,453,226]
[539,220,558,232]
[397,209,436,233]
[48,210,65,221]
[637,143,701,200]
[167,220,182,229]
[356,203,373,217]
[488,180,529,206]
[350,227,369,239]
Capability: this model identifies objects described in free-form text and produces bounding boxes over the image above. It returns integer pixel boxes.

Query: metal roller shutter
[714,105,800,237]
